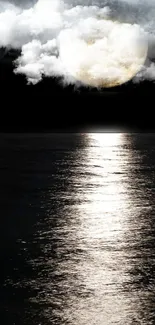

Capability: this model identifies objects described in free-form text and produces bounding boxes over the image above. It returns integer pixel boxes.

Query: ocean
[0,133,155,325]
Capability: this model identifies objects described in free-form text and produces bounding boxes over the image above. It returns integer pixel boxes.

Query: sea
[0,133,155,325]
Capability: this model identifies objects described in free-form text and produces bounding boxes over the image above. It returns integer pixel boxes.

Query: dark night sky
[0,50,154,132]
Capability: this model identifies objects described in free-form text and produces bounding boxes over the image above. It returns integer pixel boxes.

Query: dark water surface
[0,133,155,325]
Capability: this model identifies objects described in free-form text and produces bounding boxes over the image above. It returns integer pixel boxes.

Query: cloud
[0,0,154,87]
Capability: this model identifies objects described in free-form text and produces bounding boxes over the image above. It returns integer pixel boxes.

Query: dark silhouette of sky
[0,50,154,132]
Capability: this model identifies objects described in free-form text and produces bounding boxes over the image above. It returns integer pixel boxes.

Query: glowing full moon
[59,18,148,88]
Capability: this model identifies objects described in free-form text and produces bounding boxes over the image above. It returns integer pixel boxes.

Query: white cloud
[0,0,154,87]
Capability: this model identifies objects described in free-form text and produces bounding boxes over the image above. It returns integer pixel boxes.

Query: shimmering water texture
[0,133,155,325]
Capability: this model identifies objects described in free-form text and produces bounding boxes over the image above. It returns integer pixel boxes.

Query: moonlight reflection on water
[1,133,155,325]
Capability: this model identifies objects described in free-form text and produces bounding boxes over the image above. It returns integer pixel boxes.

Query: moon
[60,18,148,88]
[76,39,148,88]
